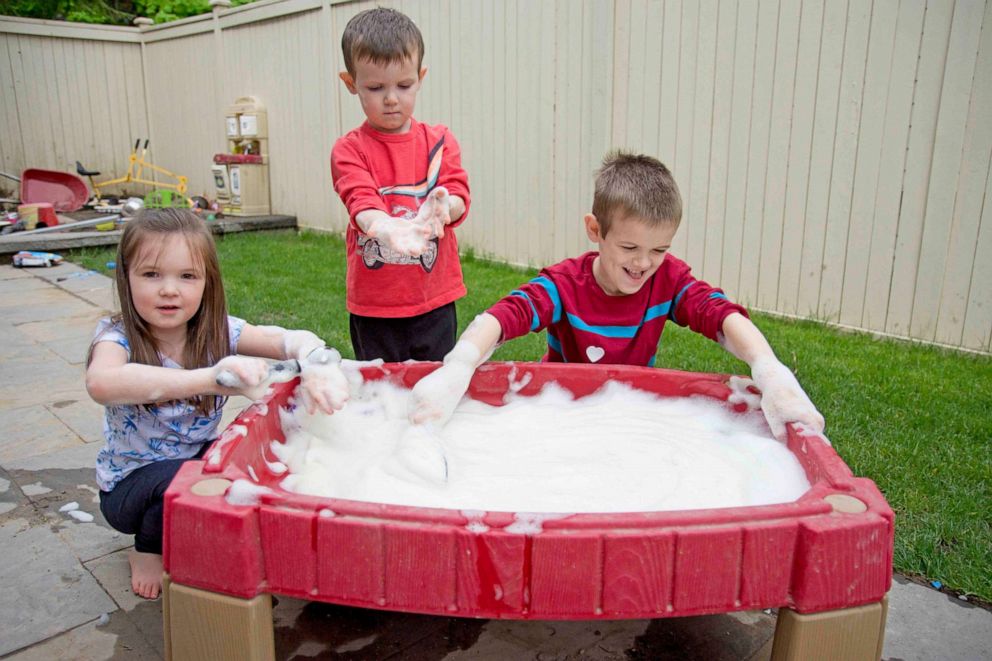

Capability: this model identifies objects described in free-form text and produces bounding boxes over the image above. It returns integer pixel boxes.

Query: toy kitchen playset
[212,96,271,216]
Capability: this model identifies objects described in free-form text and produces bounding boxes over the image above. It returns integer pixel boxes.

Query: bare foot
[128,550,163,599]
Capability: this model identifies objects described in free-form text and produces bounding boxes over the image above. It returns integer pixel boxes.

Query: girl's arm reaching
[719,312,824,440]
[86,341,270,405]
[408,313,502,426]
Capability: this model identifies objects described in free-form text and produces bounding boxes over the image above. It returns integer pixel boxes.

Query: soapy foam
[277,378,810,513]
[226,478,274,506]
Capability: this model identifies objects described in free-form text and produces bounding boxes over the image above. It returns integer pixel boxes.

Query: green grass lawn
[71,229,992,603]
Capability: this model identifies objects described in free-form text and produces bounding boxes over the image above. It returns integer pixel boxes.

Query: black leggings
[99,445,207,554]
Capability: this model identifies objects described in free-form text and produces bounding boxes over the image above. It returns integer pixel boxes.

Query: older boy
[332,7,471,361]
[410,152,823,441]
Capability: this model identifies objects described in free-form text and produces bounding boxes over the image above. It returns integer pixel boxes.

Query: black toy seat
[76,161,100,177]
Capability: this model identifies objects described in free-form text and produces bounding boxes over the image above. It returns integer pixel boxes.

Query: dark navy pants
[350,301,457,362]
[99,444,207,554]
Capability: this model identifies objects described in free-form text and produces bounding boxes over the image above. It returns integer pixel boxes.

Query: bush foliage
[4,0,255,25]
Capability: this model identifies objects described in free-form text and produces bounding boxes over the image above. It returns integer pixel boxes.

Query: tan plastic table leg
[771,595,888,661]
[163,573,275,661]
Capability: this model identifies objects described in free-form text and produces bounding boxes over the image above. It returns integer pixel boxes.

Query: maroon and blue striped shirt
[487,252,748,366]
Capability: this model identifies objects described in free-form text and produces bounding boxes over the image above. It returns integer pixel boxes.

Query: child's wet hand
[300,352,350,415]
[415,186,450,239]
[368,216,432,257]
[408,340,480,426]
[214,356,271,400]
[750,357,824,441]
[409,362,473,425]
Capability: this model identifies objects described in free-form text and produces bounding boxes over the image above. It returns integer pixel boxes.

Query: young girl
[86,208,348,600]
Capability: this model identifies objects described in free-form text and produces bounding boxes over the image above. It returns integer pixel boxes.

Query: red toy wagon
[162,363,893,661]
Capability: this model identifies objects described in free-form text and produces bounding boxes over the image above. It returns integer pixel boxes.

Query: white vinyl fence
[1,0,990,353]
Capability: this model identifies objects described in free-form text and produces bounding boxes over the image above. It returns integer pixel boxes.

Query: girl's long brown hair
[91,208,231,415]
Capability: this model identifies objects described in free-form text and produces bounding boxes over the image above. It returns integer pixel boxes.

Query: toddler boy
[410,152,823,441]
[332,7,471,361]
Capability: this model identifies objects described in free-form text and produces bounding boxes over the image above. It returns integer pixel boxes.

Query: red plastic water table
[162,363,893,661]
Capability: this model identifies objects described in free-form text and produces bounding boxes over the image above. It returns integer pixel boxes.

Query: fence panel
[0,23,146,192]
[0,1,989,353]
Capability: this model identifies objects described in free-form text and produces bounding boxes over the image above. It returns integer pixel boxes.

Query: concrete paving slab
[263,598,775,660]
[448,619,650,660]
[19,262,85,283]
[0,349,81,385]
[0,518,116,656]
[48,276,113,302]
[885,575,992,660]
[0,275,52,296]
[71,285,115,311]
[9,465,129,562]
[271,599,463,660]
[16,308,107,339]
[86,550,166,658]
[0,285,98,324]
[0,466,31,518]
[6,437,102,471]
[2,612,162,661]
[0,322,41,363]
[87,550,148,613]
[43,335,95,365]
[0,266,35,280]
[54,276,111,298]
[30,263,96,283]
[0,356,87,409]
[16,308,107,364]
[47,397,105,443]
[26,265,112,299]
[0,405,87,464]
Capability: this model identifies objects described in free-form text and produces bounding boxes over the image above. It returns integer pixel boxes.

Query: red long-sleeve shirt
[487,252,748,365]
[332,119,471,317]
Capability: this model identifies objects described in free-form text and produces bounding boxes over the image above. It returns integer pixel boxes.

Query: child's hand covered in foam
[213,355,272,401]
[413,186,451,240]
[408,340,480,426]
[366,215,432,257]
[750,356,824,441]
[299,347,350,415]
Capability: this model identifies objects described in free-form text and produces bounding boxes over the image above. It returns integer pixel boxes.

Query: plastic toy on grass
[144,189,190,209]
[13,251,63,267]
[76,139,189,207]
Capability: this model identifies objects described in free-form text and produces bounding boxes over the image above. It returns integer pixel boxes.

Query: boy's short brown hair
[591,151,682,237]
[341,7,425,77]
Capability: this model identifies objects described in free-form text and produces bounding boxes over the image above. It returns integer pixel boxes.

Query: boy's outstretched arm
[408,313,502,426]
[719,313,824,440]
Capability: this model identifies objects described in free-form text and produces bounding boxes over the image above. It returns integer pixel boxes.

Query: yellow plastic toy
[77,139,188,206]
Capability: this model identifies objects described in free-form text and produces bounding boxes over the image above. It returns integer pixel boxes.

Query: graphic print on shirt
[356,137,445,273]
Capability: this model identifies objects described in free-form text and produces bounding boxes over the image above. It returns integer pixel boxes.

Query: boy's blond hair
[341,7,425,77]
[591,151,682,237]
